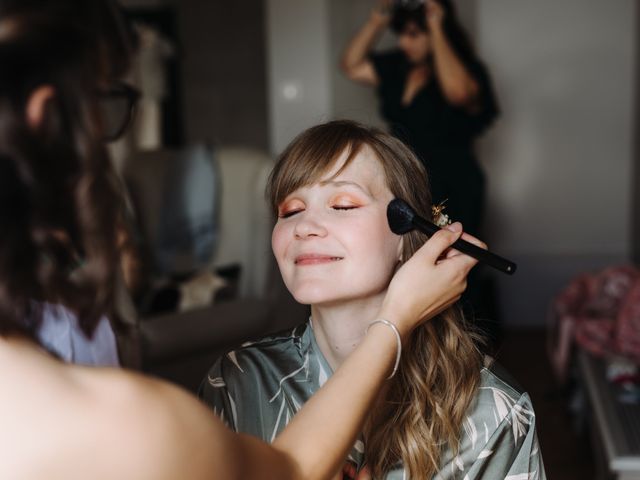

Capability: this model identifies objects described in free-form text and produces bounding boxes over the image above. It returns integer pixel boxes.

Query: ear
[25,85,56,130]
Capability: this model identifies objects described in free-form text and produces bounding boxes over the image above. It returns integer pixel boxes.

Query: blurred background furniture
[579,350,640,480]
[115,145,307,393]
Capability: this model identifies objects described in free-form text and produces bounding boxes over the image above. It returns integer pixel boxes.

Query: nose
[398,35,411,52]
[293,212,328,239]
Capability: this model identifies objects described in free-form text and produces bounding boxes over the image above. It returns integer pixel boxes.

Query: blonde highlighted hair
[267,120,484,478]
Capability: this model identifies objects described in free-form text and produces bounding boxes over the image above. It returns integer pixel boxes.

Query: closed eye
[332,205,358,211]
[279,209,303,219]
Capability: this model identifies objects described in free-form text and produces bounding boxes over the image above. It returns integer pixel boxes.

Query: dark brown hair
[267,120,483,478]
[0,0,135,339]
[391,0,477,65]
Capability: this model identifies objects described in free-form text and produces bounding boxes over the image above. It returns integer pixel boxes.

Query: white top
[37,304,120,367]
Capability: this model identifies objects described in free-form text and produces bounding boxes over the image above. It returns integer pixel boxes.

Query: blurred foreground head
[0,0,136,339]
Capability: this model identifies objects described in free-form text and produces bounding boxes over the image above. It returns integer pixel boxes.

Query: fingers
[442,224,487,264]
[383,222,480,330]
[375,0,392,16]
[444,222,462,233]
[418,224,463,263]
[425,0,445,26]
[460,231,487,250]
[426,0,443,13]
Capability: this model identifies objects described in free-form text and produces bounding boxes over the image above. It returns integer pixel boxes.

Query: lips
[294,254,344,265]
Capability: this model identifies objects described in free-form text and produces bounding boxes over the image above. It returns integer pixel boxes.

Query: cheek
[271,223,290,264]
[349,214,400,265]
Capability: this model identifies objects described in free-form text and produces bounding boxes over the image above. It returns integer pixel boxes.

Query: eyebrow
[318,179,370,195]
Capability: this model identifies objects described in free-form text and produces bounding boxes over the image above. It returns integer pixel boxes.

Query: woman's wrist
[366,319,402,379]
[429,22,447,43]
[368,9,390,29]
[363,319,401,379]
[376,304,414,344]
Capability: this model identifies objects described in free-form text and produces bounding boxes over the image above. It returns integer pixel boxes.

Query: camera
[394,0,424,10]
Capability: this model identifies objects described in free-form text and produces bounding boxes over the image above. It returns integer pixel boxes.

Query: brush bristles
[387,199,416,235]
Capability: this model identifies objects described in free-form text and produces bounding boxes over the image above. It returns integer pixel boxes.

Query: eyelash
[333,205,357,211]
[279,210,302,219]
[278,205,358,219]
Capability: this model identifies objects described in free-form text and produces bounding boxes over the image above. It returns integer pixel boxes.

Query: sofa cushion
[123,145,220,277]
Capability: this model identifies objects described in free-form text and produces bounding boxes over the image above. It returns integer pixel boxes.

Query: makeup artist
[340,0,498,237]
[0,0,479,477]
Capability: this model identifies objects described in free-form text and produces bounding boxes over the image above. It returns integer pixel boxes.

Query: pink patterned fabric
[548,265,640,382]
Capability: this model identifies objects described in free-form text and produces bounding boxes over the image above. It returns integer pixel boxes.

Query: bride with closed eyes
[201,119,547,480]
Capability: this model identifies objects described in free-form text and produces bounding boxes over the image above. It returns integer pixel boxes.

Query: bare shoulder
[87,371,299,480]
[74,366,236,480]
[0,340,234,479]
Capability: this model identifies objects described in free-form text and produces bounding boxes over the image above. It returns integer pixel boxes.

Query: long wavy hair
[267,120,484,478]
[0,0,135,339]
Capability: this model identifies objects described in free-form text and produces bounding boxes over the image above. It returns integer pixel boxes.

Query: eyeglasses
[96,82,140,142]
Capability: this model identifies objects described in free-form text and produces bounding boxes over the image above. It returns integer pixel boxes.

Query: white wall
[264,0,637,327]
[476,0,636,326]
[265,0,333,155]
[328,0,392,129]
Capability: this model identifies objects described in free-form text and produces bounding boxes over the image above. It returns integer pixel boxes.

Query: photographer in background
[341,0,499,238]
[341,0,501,335]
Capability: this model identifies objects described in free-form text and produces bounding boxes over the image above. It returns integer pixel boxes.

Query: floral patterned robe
[200,322,546,479]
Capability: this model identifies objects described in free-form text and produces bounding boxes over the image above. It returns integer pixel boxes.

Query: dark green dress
[200,322,546,479]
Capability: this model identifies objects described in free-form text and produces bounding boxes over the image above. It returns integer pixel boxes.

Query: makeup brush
[387,198,516,275]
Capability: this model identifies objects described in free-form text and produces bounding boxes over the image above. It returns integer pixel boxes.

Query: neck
[310,293,386,371]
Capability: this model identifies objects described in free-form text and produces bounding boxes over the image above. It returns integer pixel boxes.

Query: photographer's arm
[340,0,391,86]
[427,0,480,109]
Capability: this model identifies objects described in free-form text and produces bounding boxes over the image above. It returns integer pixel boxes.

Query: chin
[290,283,388,307]
[288,280,353,306]
[291,288,336,306]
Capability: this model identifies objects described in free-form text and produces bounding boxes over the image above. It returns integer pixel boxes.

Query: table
[579,350,640,480]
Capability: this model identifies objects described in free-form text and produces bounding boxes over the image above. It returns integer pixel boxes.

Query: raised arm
[427,0,480,109]
[269,223,483,479]
[340,1,390,86]
[102,225,482,480]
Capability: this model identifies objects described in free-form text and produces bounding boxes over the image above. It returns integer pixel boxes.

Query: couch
[115,145,307,393]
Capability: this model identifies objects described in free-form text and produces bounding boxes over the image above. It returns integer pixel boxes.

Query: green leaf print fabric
[199,322,546,479]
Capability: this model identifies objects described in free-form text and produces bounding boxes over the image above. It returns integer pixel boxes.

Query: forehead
[320,145,388,192]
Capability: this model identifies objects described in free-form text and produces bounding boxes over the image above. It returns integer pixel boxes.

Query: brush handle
[412,216,517,275]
